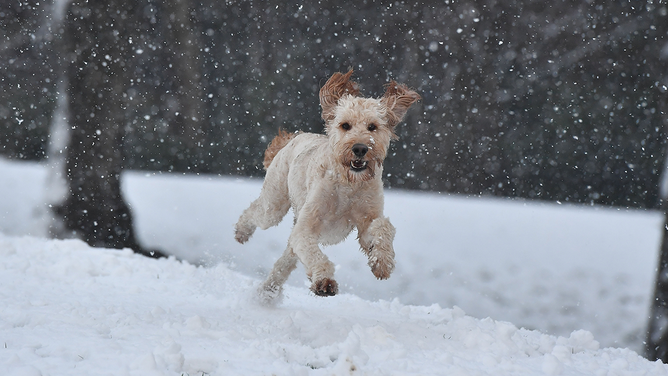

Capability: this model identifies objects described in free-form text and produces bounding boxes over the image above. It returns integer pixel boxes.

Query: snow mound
[0,234,665,375]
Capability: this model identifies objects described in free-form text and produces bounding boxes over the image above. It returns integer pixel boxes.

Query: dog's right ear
[319,69,360,122]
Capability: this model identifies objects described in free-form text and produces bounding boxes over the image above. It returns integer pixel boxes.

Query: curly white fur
[235,70,419,300]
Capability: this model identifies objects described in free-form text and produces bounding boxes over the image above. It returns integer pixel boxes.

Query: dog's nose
[352,143,368,158]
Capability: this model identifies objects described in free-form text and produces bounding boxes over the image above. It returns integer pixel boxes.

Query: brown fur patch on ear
[263,129,297,170]
[381,81,421,128]
[319,69,361,122]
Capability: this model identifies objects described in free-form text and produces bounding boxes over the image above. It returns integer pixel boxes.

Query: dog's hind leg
[258,247,298,302]
[234,162,291,244]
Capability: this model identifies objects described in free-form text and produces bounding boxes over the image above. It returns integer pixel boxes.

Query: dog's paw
[234,222,256,244]
[256,282,283,305]
[311,278,338,297]
[368,249,395,280]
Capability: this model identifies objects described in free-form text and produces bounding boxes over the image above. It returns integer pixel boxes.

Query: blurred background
[2,0,666,208]
[4,0,668,359]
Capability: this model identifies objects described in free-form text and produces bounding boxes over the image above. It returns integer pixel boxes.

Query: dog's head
[319,69,420,183]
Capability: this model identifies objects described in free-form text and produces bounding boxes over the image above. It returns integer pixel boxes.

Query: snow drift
[1,234,666,376]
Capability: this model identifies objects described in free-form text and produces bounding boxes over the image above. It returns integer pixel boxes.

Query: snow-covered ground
[1,158,666,375]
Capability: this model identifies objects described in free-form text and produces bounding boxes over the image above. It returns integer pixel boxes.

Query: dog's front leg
[289,214,338,296]
[358,217,396,280]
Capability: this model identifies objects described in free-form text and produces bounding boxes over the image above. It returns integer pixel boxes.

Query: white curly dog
[234,69,419,301]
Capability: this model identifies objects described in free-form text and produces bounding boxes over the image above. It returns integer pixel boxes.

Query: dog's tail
[263,129,297,170]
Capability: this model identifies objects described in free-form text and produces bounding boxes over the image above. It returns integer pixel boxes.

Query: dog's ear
[319,69,360,122]
[381,81,420,128]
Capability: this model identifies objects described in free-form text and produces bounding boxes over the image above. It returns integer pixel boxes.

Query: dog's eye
[368,123,377,131]
[341,122,351,131]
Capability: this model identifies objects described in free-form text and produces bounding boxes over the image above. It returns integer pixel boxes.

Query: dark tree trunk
[58,0,164,258]
[646,202,668,361]
[645,93,668,360]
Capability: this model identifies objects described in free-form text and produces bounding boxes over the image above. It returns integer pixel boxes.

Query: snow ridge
[0,234,665,375]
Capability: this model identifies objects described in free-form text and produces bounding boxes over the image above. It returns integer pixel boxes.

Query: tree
[645,98,668,361]
[647,211,668,360]
[56,0,164,257]
[162,0,204,150]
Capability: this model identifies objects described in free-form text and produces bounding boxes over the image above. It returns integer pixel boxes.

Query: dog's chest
[319,214,355,245]
[317,189,370,245]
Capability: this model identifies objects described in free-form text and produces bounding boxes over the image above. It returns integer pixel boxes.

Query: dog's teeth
[350,160,368,170]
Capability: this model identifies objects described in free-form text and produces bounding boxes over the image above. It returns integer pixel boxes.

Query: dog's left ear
[381,81,420,128]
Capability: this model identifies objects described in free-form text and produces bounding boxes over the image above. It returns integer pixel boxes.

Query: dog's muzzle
[350,143,369,171]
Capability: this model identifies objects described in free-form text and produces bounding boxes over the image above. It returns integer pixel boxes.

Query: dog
[234,69,419,301]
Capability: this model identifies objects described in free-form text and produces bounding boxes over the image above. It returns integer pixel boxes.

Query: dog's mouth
[350,160,368,171]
